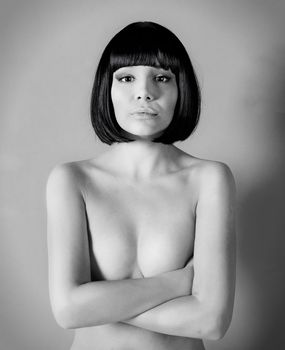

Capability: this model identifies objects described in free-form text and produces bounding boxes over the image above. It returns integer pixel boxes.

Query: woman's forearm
[54,267,192,329]
[123,295,229,340]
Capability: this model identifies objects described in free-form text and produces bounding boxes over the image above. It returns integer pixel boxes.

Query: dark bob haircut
[90,21,201,145]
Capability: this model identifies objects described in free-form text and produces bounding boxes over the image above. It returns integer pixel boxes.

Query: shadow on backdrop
[238,47,285,350]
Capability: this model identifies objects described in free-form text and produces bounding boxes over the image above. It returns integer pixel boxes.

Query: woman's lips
[131,108,158,115]
[131,108,158,119]
[134,112,157,115]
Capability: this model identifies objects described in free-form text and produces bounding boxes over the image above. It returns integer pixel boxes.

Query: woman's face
[111,65,178,140]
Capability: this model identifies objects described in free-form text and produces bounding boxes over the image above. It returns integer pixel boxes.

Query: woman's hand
[160,257,194,298]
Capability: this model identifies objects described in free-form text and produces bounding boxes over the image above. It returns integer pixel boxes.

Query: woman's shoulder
[46,159,96,196]
[47,157,100,177]
[181,153,235,190]
[47,160,84,180]
[179,154,236,210]
[191,156,233,176]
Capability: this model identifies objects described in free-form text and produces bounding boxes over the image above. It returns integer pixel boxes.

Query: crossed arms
[46,161,236,340]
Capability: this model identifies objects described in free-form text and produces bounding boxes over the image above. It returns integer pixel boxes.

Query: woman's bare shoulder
[195,159,235,200]
[48,157,102,177]
[180,153,235,189]
[179,154,236,215]
[47,160,84,181]
[46,158,99,197]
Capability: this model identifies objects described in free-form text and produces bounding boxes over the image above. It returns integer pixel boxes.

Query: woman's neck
[106,140,181,181]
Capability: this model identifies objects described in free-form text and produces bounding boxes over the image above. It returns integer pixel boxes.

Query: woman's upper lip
[131,107,158,114]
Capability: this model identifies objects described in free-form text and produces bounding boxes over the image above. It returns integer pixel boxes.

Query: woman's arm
[123,162,236,340]
[46,163,193,329]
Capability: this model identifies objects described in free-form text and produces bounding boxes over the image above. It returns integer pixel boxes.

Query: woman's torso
[69,151,206,350]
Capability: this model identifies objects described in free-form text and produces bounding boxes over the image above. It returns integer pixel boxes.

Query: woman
[46,21,236,350]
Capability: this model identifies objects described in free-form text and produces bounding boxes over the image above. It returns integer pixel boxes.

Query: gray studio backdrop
[1,0,285,349]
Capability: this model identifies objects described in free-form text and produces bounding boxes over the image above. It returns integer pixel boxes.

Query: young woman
[46,21,236,350]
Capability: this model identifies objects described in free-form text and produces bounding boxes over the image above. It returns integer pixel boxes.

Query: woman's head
[91,21,201,144]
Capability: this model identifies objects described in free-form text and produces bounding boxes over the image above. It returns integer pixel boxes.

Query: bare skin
[46,141,236,350]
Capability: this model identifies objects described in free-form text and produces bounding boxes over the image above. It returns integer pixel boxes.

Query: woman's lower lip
[132,112,158,119]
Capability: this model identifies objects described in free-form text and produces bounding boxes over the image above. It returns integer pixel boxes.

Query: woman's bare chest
[83,173,196,279]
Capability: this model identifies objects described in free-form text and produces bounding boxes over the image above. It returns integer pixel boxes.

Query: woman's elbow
[52,296,104,329]
[206,311,232,340]
[52,303,79,329]
[51,294,89,330]
[181,308,231,340]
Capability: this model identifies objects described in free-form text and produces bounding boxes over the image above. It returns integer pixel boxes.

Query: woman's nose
[135,81,155,101]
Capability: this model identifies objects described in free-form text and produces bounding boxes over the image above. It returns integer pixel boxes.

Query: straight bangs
[109,47,181,75]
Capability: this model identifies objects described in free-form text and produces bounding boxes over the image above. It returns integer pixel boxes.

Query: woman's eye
[116,74,171,83]
[118,76,134,82]
[155,75,171,82]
